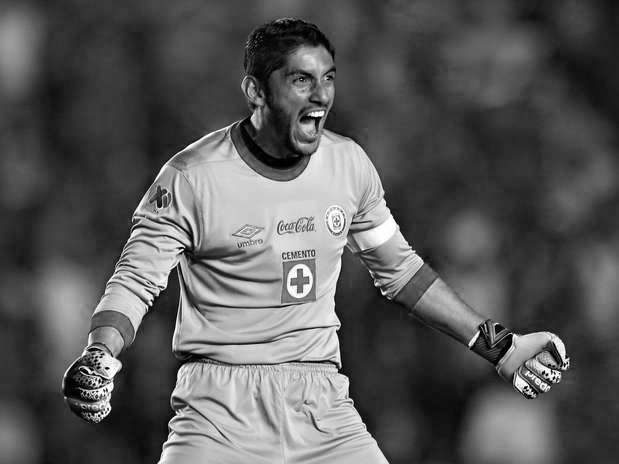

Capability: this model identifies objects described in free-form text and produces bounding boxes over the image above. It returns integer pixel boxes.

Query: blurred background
[1,0,618,463]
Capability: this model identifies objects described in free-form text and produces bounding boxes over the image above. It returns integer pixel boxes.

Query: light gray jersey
[92,120,423,367]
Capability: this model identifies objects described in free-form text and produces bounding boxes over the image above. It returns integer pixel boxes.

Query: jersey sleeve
[346,145,424,299]
[90,163,201,347]
[346,144,391,238]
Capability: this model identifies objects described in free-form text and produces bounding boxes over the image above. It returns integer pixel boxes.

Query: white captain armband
[347,215,397,253]
[350,215,426,299]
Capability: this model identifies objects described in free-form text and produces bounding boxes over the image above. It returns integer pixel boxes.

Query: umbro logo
[232,224,264,248]
[232,224,264,239]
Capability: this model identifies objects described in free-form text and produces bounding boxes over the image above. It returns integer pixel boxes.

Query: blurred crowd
[1,1,618,463]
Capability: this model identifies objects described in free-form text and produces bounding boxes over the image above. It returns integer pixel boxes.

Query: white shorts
[158,359,389,464]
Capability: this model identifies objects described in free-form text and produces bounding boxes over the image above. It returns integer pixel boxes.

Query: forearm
[409,277,485,345]
[88,326,125,357]
[394,267,485,346]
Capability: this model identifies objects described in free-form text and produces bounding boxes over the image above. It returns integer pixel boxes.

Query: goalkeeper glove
[62,344,122,423]
[471,320,570,399]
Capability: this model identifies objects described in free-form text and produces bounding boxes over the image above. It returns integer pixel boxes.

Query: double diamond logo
[232,224,264,239]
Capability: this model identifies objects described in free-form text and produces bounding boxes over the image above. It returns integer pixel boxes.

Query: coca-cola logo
[277,216,316,235]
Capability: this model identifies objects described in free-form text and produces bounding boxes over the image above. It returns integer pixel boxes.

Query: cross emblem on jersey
[281,259,316,303]
[289,266,311,296]
[149,185,171,210]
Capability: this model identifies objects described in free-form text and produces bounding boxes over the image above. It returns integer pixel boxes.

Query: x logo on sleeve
[149,185,171,211]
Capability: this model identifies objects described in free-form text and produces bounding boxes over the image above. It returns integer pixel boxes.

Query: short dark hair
[244,18,335,84]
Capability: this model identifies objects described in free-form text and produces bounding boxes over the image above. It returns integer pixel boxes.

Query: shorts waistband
[183,356,339,374]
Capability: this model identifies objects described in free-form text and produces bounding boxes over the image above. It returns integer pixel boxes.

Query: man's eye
[294,76,307,84]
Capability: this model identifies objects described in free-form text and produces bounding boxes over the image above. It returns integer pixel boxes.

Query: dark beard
[264,93,306,158]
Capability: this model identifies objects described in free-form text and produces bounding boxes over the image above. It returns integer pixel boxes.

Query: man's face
[262,45,335,157]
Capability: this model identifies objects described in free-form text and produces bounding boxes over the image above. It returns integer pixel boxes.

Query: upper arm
[345,144,424,298]
[130,163,201,253]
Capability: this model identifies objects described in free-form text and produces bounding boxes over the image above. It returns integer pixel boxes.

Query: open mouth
[298,109,326,140]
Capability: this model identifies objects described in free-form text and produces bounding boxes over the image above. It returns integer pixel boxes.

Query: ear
[241,75,266,108]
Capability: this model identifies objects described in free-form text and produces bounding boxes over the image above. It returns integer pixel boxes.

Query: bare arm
[410,277,485,346]
[88,326,125,357]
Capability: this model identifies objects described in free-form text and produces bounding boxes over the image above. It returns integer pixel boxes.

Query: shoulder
[166,123,239,173]
[320,128,373,167]
[320,128,358,150]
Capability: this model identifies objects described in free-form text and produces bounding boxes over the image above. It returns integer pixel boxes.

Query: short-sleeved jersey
[92,120,423,367]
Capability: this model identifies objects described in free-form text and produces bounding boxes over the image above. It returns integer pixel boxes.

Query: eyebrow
[285,66,337,77]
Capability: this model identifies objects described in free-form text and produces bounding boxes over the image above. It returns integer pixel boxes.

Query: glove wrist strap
[470,319,514,365]
[85,342,113,356]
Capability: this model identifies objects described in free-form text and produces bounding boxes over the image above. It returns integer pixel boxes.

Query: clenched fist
[497,332,570,399]
[62,345,122,423]
[471,320,570,399]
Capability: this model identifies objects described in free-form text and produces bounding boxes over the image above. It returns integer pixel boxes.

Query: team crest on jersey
[324,205,346,237]
[148,185,172,212]
[281,255,316,304]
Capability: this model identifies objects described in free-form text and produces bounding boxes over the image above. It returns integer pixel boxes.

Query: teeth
[307,110,325,118]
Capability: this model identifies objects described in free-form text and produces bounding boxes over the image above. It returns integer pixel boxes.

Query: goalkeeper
[62,18,569,464]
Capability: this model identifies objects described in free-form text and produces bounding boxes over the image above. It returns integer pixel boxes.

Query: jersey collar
[230,118,312,182]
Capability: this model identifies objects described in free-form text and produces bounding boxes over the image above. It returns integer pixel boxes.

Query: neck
[240,118,302,169]
[248,112,300,160]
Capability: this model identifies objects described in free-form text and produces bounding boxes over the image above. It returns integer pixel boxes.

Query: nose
[310,81,331,106]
